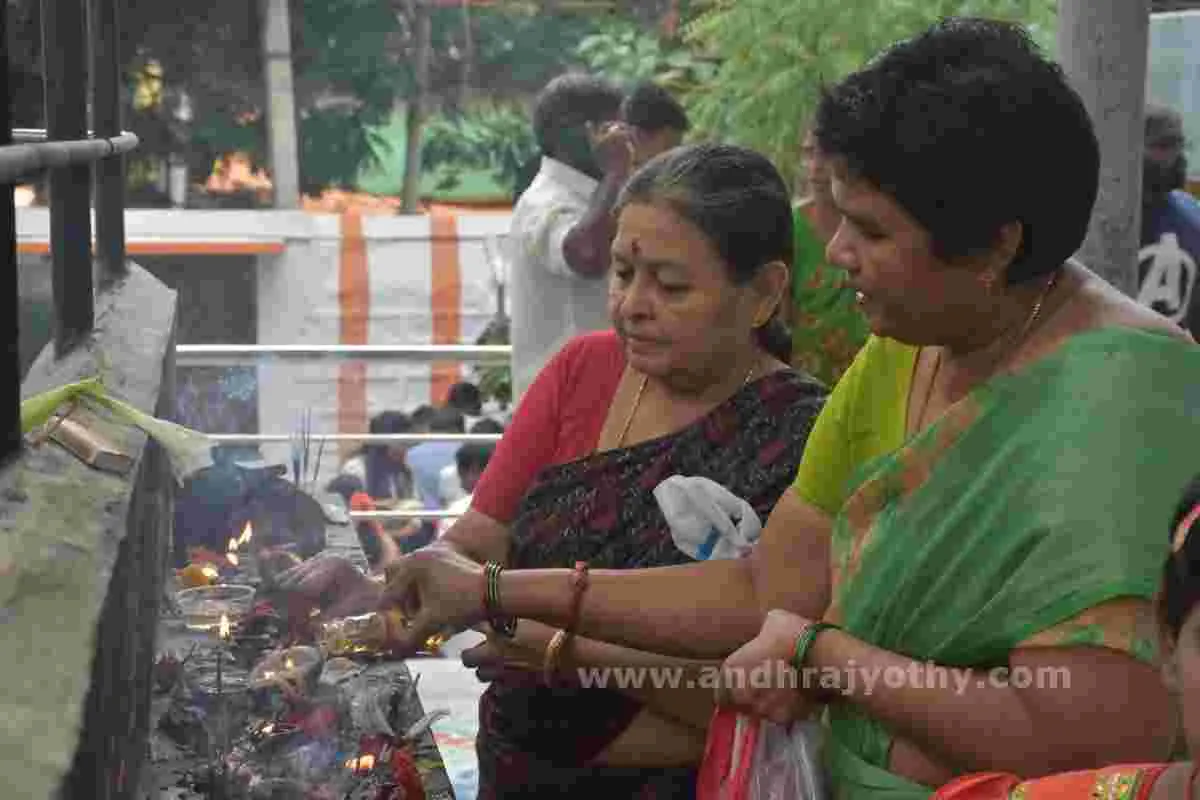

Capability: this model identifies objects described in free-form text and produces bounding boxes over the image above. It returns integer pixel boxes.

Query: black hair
[1161,476,1200,639]
[455,442,494,475]
[470,417,505,434]
[446,381,483,416]
[814,17,1099,285]
[410,405,436,431]
[532,73,623,170]
[428,407,465,434]
[326,473,365,505]
[364,410,411,500]
[616,142,794,363]
[621,81,689,133]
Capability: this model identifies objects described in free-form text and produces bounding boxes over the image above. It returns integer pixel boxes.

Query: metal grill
[1,0,138,467]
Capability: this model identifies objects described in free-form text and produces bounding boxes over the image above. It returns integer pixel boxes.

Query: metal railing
[2,0,135,466]
[176,343,511,368]
[207,433,502,445]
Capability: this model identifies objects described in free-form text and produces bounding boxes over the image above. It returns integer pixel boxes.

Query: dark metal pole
[90,0,126,285]
[42,0,95,356]
[0,0,22,466]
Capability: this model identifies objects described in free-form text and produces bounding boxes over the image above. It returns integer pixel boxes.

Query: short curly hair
[814,17,1099,284]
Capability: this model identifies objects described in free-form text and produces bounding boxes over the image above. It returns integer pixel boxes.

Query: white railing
[176,343,511,367]
[206,433,501,445]
[178,342,511,522]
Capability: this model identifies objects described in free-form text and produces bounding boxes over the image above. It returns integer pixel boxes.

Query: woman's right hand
[379,546,488,654]
[273,554,382,621]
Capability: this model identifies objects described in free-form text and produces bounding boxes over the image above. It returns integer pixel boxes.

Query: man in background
[507,73,634,400]
[404,407,464,510]
[445,381,483,428]
[437,441,497,538]
[1138,103,1200,339]
[439,417,503,507]
[620,81,689,168]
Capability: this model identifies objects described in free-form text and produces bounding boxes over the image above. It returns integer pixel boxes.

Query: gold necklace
[913,269,1060,433]
[617,361,760,447]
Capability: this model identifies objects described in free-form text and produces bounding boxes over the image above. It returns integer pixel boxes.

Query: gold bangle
[543,629,569,684]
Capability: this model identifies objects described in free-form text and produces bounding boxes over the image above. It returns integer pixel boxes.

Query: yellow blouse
[792,335,1157,663]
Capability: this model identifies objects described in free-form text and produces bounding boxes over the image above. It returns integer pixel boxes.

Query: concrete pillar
[1056,0,1150,296]
[261,0,301,208]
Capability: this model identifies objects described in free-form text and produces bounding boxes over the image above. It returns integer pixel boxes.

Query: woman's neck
[655,350,764,408]
[940,267,1066,376]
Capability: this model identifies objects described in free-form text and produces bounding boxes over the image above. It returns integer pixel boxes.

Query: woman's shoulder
[552,330,626,369]
[1060,263,1193,344]
[538,330,626,395]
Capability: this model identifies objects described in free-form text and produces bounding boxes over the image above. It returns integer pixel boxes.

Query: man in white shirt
[507,73,634,399]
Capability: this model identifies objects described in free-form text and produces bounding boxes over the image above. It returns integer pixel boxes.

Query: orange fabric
[933,764,1171,800]
[338,210,370,462]
[429,209,462,403]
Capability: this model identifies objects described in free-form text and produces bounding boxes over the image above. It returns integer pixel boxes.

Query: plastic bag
[654,475,762,561]
[697,708,760,800]
[748,719,827,800]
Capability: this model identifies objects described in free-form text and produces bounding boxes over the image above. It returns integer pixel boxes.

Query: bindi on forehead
[631,238,641,257]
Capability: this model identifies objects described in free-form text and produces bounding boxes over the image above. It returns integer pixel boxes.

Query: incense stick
[312,434,326,492]
[302,408,312,488]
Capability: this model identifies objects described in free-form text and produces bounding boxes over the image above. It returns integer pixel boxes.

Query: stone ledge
[0,262,177,800]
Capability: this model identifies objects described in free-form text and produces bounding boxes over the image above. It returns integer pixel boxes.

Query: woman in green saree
[295,17,1200,800]
[789,132,869,386]
[720,17,1200,800]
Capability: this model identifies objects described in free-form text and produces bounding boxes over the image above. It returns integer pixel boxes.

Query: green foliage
[440,7,601,97]
[474,317,512,409]
[683,0,1057,185]
[574,19,717,94]
[292,0,406,190]
[421,105,538,195]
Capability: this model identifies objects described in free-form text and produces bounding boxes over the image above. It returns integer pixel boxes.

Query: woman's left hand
[461,620,556,682]
[717,609,820,725]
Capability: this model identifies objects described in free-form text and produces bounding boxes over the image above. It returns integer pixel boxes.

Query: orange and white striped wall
[16,207,513,464]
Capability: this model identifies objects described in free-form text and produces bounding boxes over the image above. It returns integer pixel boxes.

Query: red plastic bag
[697,707,761,800]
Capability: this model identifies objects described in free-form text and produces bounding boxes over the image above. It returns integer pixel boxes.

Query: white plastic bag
[654,475,762,560]
[747,719,828,800]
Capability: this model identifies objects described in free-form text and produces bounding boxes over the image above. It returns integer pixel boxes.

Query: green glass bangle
[791,621,839,670]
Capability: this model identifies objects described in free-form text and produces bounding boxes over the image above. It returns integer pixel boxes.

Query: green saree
[790,206,870,386]
[823,327,1200,800]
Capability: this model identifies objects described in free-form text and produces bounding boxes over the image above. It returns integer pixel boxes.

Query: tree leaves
[682,0,1057,185]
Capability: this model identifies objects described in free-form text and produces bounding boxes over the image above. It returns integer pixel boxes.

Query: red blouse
[471,330,626,523]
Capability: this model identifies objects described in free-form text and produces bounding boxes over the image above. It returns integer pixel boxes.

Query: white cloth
[653,475,762,561]
[507,156,611,401]
[438,462,466,507]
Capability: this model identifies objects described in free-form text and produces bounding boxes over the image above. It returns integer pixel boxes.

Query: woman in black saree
[280,143,828,796]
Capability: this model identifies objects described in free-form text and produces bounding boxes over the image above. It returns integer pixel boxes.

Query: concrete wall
[2,262,176,800]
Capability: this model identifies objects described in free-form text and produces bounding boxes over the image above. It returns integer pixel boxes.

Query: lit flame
[345,754,375,772]
[200,565,219,581]
[226,523,252,567]
[218,614,231,640]
[261,723,275,735]
[285,656,295,671]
